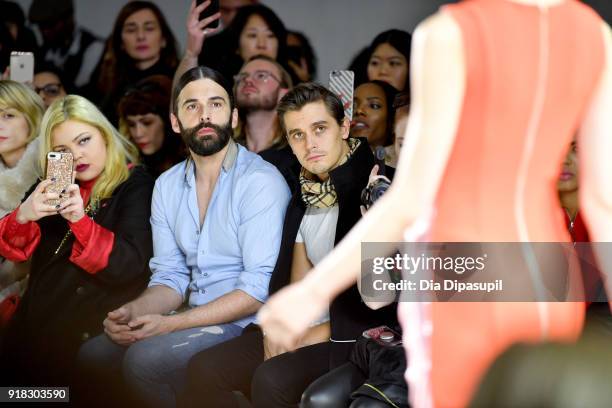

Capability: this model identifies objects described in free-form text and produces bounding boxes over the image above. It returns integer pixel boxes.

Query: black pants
[301,357,404,408]
[180,325,332,408]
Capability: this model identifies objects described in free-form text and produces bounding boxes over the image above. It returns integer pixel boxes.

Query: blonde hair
[38,95,140,201]
[0,80,45,143]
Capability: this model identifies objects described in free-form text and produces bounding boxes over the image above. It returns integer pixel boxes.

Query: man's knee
[251,361,287,401]
[300,385,339,408]
[300,378,346,408]
[122,338,169,381]
[77,334,124,375]
[186,350,218,386]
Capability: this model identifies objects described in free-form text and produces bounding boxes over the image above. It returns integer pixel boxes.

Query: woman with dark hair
[228,4,287,64]
[118,75,184,178]
[88,1,179,124]
[286,30,317,83]
[33,64,69,109]
[220,3,297,84]
[351,80,398,149]
[363,29,412,92]
[182,2,297,85]
[0,1,38,69]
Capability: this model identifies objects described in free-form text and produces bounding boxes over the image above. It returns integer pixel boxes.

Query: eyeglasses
[233,70,281,86]
[34,83,63,97]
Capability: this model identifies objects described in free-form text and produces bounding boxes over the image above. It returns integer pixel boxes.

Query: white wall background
[14,0,454,81]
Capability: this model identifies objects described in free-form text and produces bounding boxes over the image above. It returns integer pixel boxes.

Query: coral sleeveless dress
[399,1,606,407]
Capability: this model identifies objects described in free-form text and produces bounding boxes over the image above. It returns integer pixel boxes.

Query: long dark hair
[173,66,235,115]
[359,80,398,146]
[226,4,288,69]
[96,1,179,93]
[367,29,412,92]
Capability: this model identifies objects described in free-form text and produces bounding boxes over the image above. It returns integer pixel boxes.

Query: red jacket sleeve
[0,210,41,262]
[69,215,115,274]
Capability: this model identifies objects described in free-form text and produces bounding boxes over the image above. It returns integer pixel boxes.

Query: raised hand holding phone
[16,179,61,224]
[186,0,222,58]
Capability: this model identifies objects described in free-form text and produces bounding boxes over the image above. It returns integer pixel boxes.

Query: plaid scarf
[300,138,361,208]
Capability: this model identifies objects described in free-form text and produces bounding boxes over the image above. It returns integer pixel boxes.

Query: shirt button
[81,332,90,341]
[203,273,208,277]
[76,286,85,295]
[199,289,206,294]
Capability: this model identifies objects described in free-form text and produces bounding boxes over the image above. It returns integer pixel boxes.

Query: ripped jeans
[76,323,242,408]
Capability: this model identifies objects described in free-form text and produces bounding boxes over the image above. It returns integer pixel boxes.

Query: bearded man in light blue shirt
[77,66,290,408]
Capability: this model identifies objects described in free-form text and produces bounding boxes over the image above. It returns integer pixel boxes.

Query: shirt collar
[184,139,238,186]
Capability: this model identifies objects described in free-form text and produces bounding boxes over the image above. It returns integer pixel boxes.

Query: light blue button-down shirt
[148,141,290,327]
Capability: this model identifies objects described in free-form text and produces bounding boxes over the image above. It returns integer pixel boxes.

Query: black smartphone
[196,0,220,29]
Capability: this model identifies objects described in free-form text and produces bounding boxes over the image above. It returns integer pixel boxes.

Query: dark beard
[179,120,233,157]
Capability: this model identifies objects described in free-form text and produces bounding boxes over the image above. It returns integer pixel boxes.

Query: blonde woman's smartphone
[45,152,74,206]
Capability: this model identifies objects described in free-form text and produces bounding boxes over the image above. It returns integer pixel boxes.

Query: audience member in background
[0,94,153,387]
[286,31,317,83]
[557,140,607,313]
[234,55,299,188]
[0,80,44,327]
[89,1,179,124]
[352,80,398,154]
[385,91,410,168]
[180,83,397,408]
[77,66,289,408]
[33,65,69,109]
[225,4,292,81]
[558,140,586,242]
[365,29,411,92]
[0,1,38,57]
[178,1,295,87]
[118,75,184,179]
[28,0,104,90]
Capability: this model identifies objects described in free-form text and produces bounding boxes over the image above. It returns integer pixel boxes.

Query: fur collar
[0,138,42,218]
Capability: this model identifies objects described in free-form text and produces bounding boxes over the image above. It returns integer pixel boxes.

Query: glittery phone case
[45,152,74,206]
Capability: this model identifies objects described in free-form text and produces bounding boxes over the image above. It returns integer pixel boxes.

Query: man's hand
[258,279,329,350]
[104,305,136,346]
[185,0,221,59]
[128,314,178,341]
[263,334,290,361]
